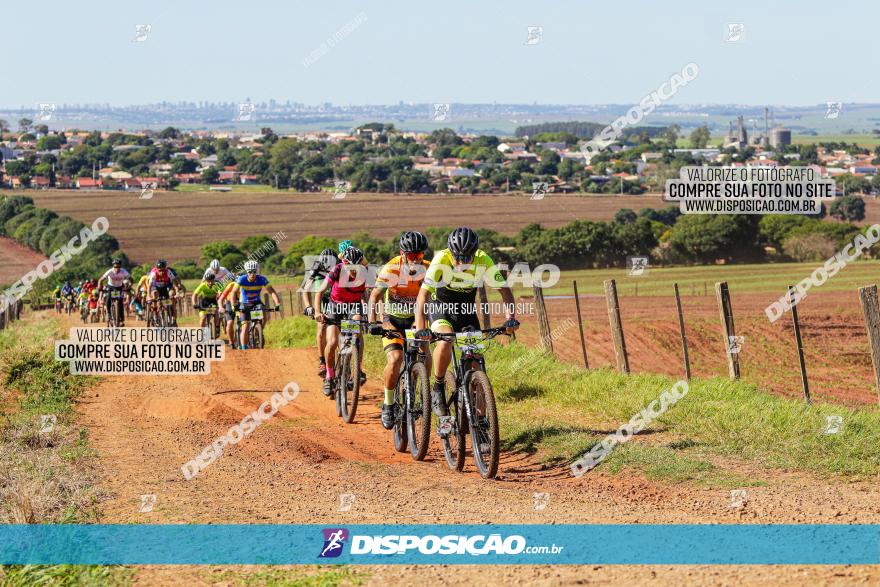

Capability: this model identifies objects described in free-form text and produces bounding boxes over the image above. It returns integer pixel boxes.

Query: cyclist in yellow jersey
[414,227,518,416]
[367,231,431,429]
[191,272,224,330]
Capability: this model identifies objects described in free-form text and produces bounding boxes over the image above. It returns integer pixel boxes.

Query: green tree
[282,235,337,272]
[614,208,637,224]
[689,125,711,149]
[201,241,242,265]
[18,118,33,133]
[201,166,220,184]
[830,195,866,222]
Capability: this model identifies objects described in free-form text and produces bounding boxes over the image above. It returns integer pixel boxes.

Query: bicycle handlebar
[429,326,512,343]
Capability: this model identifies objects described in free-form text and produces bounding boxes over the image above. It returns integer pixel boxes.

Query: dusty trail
[69,317,880,585]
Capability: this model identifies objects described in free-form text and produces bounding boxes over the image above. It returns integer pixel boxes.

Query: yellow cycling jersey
[422,248,505,296]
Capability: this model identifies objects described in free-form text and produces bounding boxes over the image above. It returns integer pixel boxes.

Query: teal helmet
[338,239,353,253]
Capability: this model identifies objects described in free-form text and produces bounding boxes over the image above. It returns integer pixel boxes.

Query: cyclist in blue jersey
[236,260,281,350]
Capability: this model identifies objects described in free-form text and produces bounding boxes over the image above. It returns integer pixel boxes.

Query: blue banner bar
[1,525,878,565]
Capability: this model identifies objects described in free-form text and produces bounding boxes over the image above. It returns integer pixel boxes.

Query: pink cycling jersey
[327,263,366,304]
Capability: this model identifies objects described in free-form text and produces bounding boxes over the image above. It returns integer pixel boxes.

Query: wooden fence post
[788,285,811,404]
[573,280,589,369]
[478,285,491,329]
[288,291,295,316]
[533,284,553,354]
[604,279,629,374]
[673,283,691,380]
[715,281,740,380]
[859,285,880,405]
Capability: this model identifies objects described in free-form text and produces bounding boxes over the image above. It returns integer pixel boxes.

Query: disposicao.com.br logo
[318,529,563,558]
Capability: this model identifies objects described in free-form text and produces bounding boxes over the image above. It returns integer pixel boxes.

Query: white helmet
[210,259,220,271]
[244,260,259,273]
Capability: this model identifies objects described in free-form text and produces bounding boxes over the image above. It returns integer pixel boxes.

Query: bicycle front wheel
[441,371,465,472]
[407,361,431,461]
[250,322,264,349]
[467,370,500,480]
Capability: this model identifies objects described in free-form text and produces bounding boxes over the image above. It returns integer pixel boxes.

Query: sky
[2,0,876,107]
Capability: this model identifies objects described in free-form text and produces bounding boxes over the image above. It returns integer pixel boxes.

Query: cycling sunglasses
[453,254,474,264]
[403,251,424,262]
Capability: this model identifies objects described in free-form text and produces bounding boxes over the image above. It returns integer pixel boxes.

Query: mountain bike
[64,295,76,316]
[195,301,221,340]
[330,318,363,424]
[368,327,431,460]
[104,287,126,327]
[431,326,512,480]
[234,303,277,349]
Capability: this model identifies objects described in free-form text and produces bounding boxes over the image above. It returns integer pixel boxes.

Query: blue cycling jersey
[236,274,270,305]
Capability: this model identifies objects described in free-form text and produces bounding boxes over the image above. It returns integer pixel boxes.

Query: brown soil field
[50,310,877,586]
[24,190,669,264]
[497,288,878,406]
[0,235,47,285]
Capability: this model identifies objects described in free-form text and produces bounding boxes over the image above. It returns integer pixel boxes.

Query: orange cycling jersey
[375,255,430,319]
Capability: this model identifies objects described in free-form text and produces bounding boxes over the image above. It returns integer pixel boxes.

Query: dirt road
[72,319,880,585]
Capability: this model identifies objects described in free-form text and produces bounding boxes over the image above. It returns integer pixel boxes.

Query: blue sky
[3,0,875,106]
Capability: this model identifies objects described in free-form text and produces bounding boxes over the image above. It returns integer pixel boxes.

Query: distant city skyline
[3,0,876,107]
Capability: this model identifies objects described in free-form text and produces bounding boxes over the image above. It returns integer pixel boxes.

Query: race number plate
[455,331,486,350]
[340,319,360,334]
[110,290,123,298]
[251,309,264,320]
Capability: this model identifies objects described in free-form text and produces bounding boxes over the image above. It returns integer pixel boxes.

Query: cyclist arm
[367,286,385,323]
[265,285,281,307]
[414,287,431,332]
[300,276,315,312]
[313,279,330,321]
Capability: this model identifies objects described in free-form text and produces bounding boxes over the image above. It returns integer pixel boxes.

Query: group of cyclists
[300,227,519,431]
[53,225,519,466]
[55,255,284,350]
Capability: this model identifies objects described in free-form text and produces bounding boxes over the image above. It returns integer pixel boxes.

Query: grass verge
[0,314,132,586]
[209,566,367,587]
[270,316,880,482]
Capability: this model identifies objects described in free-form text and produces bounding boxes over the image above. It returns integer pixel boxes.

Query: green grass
[0,565,133,587]
[507,259,880,299]
[210,567,367,587]
[269,316,880,482]
[488,342,880,478]
[0,317,132,585]
[265,316,317,348]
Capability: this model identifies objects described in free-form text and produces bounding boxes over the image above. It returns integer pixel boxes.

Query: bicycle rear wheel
[467,370,500,479]
[407,361,431,461]
[336,350,351,419]
[392,377,407,453]
[340,344,360,423]
[441,371,465,471]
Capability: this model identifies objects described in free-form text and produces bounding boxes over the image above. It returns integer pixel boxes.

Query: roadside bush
[782,234,838,262]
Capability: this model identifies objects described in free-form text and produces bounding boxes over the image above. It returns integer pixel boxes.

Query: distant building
[770,127,792,149]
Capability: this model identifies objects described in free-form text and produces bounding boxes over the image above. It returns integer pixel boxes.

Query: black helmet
[319,247,337,265]
[111,258,121,266]
[399,231,428,254]
[447,227,479,257]
[340,246,364,265]
[156,259,167,268]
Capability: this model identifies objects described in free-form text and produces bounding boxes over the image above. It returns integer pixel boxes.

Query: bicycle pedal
[437,416,454,438]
